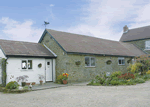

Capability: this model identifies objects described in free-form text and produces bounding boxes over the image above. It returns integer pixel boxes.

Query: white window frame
[21,59,33,70]
[85,56,96,67]
[145,41,150,50]
[118,57,125,65]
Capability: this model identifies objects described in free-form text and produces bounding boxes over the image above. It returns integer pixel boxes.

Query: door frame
[45,59,53,82]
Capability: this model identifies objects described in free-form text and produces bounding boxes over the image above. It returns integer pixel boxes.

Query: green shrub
[142,74,150,80]
[56,74,63,84]
[5,81,19,90]
[112,77,119,81]
[95,75,105,84]
[135,78,145,83]
[110,80,120,85]
[146,70,150,74]
[110,71,121,78]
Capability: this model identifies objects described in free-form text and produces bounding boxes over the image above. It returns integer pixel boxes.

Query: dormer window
[145,41,150,49]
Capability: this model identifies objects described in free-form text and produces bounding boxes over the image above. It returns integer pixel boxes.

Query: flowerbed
[88,71,150,86]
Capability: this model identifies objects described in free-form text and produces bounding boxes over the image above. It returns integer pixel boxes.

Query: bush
[142,74,150,80]
[118,73,135,80]
[110,71,122,78]
[135,78,145,83]
[56,74,63,84]
[110,80,120,85]
[95,75,105,84]
[5,81,19,90]
[112,77,119,81]
[146,70,150,74]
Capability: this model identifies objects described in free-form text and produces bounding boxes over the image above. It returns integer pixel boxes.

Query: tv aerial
[44,21,50,28]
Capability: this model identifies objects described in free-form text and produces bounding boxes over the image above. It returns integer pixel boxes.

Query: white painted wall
[6,57,47,85]
[0,49,6,84]
[6,57,56,85]
[0,49,6,58]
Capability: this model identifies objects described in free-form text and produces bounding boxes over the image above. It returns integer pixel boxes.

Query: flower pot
[32,82,36,85]
[40,81,43,85]
[63,80,67,84]
[26,83,30,86]
[22,82,26,87]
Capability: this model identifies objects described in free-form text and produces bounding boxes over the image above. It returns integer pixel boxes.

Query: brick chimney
[123,25,128,33]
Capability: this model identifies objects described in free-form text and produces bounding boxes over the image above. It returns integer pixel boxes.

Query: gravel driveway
[0,81,150,107]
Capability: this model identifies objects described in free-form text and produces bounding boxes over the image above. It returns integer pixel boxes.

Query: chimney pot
[123,25,128,33]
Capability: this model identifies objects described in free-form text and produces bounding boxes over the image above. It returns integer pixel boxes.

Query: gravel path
[0,81,150,107]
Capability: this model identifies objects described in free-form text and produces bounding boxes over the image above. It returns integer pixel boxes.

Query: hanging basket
[38,63,42,68]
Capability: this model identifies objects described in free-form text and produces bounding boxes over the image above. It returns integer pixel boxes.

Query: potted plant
[62,73,69,84]
[31,82,36,85]
[16,75,29,87]
[38,74,45,85]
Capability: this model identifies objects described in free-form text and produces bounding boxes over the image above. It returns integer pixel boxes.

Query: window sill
[118,64,125,66]
[85,66,96,68]
[21,69,33,71]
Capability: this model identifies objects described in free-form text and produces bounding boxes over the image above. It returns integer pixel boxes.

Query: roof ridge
[0,39,38,44]
[46,29,118,42]
[129,25,150,31]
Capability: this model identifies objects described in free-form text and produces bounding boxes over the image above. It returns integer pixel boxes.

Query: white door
[46,59,53,81]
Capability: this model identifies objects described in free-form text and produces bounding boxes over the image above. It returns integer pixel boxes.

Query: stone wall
[66,54,131,82]
[41,32,132,83]
[41,33,69,77]
[125,39,150,54]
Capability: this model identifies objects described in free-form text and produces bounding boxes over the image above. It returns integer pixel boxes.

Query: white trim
[118,57,125,65]
[21,59,33,70]
[85,56,96,67]
[43,44,57,57]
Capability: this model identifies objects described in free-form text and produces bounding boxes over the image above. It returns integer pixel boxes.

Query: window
[22,60,32,69]
[85,57,95,67]
[47,62,50,65]
[145,41,150,49]
[118,57,125,65]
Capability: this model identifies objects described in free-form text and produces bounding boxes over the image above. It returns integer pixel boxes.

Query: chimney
[123,25,128,33]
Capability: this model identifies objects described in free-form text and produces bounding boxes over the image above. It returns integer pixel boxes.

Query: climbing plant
[1,58,7,87]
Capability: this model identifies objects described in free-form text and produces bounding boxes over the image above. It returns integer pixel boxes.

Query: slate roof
[0,39,55,58]
[120,25,150,42]
[40,29,145,57]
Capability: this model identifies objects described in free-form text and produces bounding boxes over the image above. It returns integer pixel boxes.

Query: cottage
[38,28,145,83]
[0,40,56,85]
[0,25,148,84]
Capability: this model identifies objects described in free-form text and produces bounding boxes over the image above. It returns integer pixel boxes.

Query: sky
[1,0,150,43]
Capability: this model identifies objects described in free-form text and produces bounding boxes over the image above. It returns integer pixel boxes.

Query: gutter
[67,52,134,57]
[43,44,57,57]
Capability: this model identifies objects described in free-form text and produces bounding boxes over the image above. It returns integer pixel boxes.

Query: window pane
[118,59,122,64]
[28,60,32,69]
[91,58,95,66]
[47,62,50,65]
[146,41,150,49]
[122,59,125,65]
[85,57,90,66]
[22,60,27,69]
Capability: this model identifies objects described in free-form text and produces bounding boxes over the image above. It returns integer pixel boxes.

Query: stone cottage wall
[41,33,69,77]
[41,32,132,83]
[125,39,150,54]
[66,54,131,82]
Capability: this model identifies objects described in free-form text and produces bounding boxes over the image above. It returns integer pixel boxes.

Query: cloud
[45,4,55,21]
[66,0,150,41]
[0,17,43,42]
[50,4,54,7]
